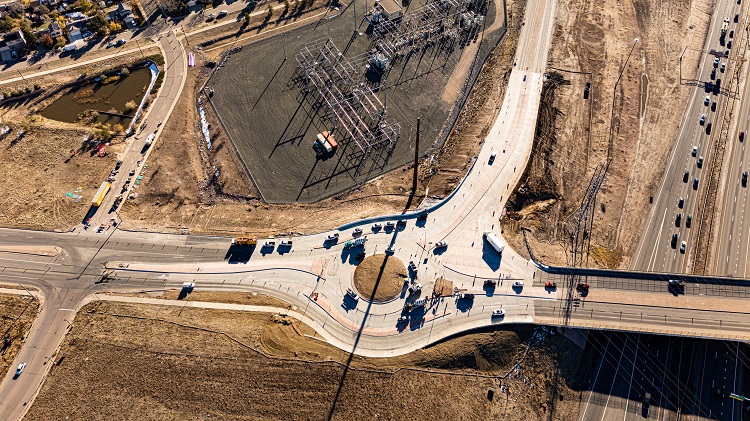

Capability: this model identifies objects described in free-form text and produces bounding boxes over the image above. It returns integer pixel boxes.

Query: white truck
[722,17,729,35]
[483,231,505,254]
[62,42,81,52]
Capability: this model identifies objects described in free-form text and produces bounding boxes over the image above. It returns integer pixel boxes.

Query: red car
[545,282,556,289]
[576,283,590,291]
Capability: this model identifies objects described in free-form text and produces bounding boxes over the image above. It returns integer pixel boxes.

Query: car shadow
[224,245,255,263]
[481,241,502,271]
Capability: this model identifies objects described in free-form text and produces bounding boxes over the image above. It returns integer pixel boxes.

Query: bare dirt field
[27,300,585,420]
[116,290,292,307]
[120,0,524,235]
[0,293,39,380]
[353,254,407,301]
[502,0,712,268]
[0,52,161,230]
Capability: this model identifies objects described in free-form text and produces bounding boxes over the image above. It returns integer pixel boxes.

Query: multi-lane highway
[713,14,750,277]
[634,0,745,274]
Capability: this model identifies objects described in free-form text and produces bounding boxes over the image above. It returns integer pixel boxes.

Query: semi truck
[313,132,338,155]
[232,236,257,246]
[343,236,367,249]
[92,182,111,207]
[483,231,505,254]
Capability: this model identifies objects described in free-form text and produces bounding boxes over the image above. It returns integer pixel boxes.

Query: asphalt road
[713,18,750,278]
[86,30,188,229]
[633,0,744,274]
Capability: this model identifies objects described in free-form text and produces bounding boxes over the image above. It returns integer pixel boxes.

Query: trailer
[483,231,505,254]
[344,236,367,249]
[92,182,111,207]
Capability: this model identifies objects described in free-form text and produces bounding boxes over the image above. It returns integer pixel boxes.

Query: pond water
[41,67,151,126]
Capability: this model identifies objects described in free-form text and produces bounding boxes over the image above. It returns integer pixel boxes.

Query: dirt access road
[26,300,585,420]
[502,0,713,269]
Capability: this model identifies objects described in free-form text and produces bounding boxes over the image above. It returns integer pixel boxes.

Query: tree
[283,0,289,14]
[0,16,13,32]
[78,0,94,14]
[89,13,109,36]
[6,2,24,18]
[108,21,122,33]
[265,4,273,21]
[55,36,67,48]
[36,4,50,16]
[113,123,125,133]
[124,100,137,113]
[243,12,250,22]
[19,19,37,46]
[39,33,54,49]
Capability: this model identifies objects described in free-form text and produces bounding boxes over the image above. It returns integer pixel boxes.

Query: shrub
[124,100,138,113]
[121,67,130,76]
[265,5,273,20]
[113,123,125,133]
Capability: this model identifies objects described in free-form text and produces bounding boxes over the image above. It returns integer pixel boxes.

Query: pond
[41,67,152,127]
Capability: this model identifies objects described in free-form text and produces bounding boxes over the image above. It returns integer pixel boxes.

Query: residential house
[0,30,27,63]
[66,24,81,42]
[48,21,62,38]
[115,2,136,29]
[65,15,90,42]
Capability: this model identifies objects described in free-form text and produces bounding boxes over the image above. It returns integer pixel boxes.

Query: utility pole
[412,118,420,192]
[16,69,25,82]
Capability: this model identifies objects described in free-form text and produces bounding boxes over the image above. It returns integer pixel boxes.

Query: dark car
[675,213,682,227]
[686,214,692,228]
[671,233,678,248]
[743,171,748,187]
[683,171,689,183]
[693,177,699,189]
[706,121,712,134]
[741,131,745,142]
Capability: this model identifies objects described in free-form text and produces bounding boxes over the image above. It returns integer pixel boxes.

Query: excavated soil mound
[352,254,406,302]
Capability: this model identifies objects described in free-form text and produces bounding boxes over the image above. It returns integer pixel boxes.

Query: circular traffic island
[352,254,407,302]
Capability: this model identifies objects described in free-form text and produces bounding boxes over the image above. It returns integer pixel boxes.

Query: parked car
[435,241,448,249]
[115,160,123,170]
[117,38,127,46]
[326,233,339,241]
[385,221,395,228]
[491,309,506,317]
[385,246,395,255]
[352,228,363,236]
[545,282,556,289]
[371,223,382,230]
[346,288,359,302]
[397,315,410,324]
[206,13,216,21]
[512,281,524,288]
[576,283,589,291]
[217,10,228,17]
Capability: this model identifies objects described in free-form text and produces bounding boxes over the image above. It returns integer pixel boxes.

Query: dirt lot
[502,0,712,268]
[0,51,161,230]
[0,293,39,380]
[121,0,523,235]
[117,290,292,307]
[353,254,407,301]
[28,300,584,420]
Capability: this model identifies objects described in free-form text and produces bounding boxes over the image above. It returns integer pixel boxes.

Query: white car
[492,309,505,317]
[346,288,359,301]
[435,241,448,248]
[704,96,710,105]
[14,363,26,377]
[680,241,687,253]
[326,233,339,241]
[371,223,382,230]
[512,281,524,288]
[352,228,363,236]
